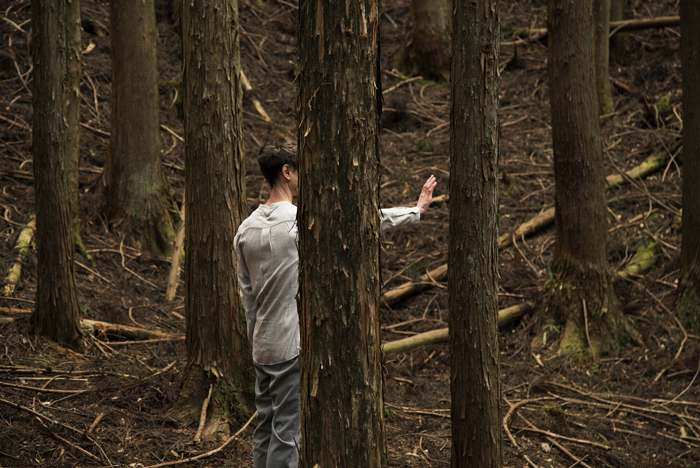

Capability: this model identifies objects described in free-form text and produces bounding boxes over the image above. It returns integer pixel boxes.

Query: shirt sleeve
[379,206,421,233]
[234,232,259,344]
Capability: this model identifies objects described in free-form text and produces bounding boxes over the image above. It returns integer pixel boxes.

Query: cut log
[4,220,35,297]
[382,302,532,356]
[383,144,677,306]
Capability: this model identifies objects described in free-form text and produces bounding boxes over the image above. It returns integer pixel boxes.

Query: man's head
[258,140,297,188]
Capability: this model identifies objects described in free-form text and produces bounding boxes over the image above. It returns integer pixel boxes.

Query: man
[234,140,437,468]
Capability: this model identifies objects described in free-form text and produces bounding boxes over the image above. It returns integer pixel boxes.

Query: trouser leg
[253,364,273,468]
[266,357,300,468]
[254,357,300,468]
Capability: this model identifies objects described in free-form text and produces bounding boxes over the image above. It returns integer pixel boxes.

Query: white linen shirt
[234,201,420,365]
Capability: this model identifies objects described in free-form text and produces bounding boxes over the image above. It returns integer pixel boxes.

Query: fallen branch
[382,302,532,356]
[142,411,257,468]
[3,219,34,296]
[82,319,182,341]
[505,16,680,45]
[618,239,659,278]
[166,200,186,302]
[383,144,678,306]
[241,70,271,122]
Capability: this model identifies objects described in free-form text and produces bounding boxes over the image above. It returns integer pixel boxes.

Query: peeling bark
[449,0,502,466]
[297,0,386,466]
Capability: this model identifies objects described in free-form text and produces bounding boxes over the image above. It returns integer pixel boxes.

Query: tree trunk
[546,0,632,359]
[594,0,614,115]
[449,0,502,466]
[609,0,629,63]
[397,0,451,81]
[101,0,177,254]
[30,0,84,352]
[677,0,700,332]
[169,0,255,436]
[297,0,385,466]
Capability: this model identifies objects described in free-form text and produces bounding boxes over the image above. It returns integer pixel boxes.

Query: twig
[582,299,597,363]
[142,411,257,468]
[519,426,610,450]
[119,236,159,289]
[194,384,214,443]
[545,437,593,468]
[87,412,106,434]
[75,260,112,284]
[523,454,540,468]
[0,396,88,435]
[51,432,101,462]
[0,380,84,394]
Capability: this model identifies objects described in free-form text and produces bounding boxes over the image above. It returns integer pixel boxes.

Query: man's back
[235,201,299,366]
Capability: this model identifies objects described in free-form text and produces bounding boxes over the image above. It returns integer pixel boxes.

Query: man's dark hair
[258,140,297,187]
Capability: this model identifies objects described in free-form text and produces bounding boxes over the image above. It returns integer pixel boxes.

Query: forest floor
[1,0,699,467]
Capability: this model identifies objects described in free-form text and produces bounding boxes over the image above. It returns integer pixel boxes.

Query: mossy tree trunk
[100,0,177,254]
[30,0,84,352]
[448,0,502,466]
[594,0,614,115]
[677,0,700,332]
[546,0,631,359]
[297,0,386,466]
[397,0,451,81]
[169,0,255,436]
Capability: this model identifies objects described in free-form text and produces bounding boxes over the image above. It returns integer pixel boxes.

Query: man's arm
[234,234,259,343]
[379,175,437,232]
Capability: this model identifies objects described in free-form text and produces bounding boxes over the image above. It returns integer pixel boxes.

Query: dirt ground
[1,0,699,467]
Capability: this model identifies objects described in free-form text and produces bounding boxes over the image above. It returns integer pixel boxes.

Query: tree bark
[449,1,502,466]
[297,0,385,466]
[594,0,614,115]
[546,0,632,358]
[677,0,700,332]
[397,0,451,81]
[30,0,84,353]
[609,0,629,63]
[170,0,255,436]
[101,0,177,254]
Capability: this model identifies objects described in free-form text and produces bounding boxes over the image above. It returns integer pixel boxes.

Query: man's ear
[282,164,292,181]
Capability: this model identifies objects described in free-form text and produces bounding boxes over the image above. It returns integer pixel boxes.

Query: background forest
[1,0,699,467]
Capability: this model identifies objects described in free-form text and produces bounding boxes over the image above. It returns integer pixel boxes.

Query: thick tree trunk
[30,0,84,352]
[170,0,255,436]
[449,0,502,466]
[297,1,385,466]
[546,0,631,358]
[101,0,177,254]
[594,0,614,115]
[677,0,700,332]
[397,0,451,81]
[609,0,629,63]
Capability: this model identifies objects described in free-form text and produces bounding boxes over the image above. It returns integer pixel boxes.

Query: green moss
[618,239,658,278]
[543,405,567,422]
[417,138,434,157]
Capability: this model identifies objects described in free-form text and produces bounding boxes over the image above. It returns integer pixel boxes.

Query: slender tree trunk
[609,0,629,63]
[397,0,451,81]
[101,0,177,254]
[449,0,502,467]
[30,0,84,352]
[546,0,632,358]
[677,0,700,332]
[169,0,254,435]
[297,1,385,466]
[594,0,614,115]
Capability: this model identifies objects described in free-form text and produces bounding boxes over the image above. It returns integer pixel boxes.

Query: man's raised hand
[416,175,437,215]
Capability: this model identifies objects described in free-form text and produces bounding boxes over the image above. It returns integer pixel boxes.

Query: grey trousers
[253,357,300,468]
